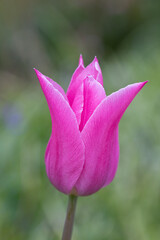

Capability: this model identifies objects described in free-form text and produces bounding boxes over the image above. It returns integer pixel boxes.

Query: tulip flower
[34,55,147,240]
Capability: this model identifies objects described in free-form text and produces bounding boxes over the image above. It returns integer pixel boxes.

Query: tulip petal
[79,76,106,131]
[67,55,85,106]
[67,57,103,124]
[77,57,103,86]
[76,81,147,196]
[67,56,85,124]
[70,82,84,126]
[94,57,103,85]
[35,69,85,194]
[79,54,84,66]
[34,69,68,102]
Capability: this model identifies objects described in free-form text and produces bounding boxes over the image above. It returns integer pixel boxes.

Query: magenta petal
[67,55,85,106]
[77,57,103,86]
[35,69,85,194]
[79,76,106,131]
[70,82,84,125]
[66,56,103,124]
[66,56,85,123]
[76,81,147,196]
[79,54,84,67]
[34,69,68,102]
[94,57,103,85]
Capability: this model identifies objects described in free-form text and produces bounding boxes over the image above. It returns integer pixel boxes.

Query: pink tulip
[34,55,147,196]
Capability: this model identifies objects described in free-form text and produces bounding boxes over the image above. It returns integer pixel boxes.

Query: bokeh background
[0,0,160,239]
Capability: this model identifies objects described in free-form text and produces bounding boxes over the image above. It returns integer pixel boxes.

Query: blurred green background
[0,0,160,239]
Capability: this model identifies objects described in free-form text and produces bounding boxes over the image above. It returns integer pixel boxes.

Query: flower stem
[62,195,78,240]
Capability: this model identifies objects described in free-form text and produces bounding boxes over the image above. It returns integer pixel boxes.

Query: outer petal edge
[76,81,147,196]
[35,69,85,194]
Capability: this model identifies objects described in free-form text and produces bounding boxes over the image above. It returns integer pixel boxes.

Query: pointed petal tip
[94,56,98,62]
[137,80,148,90]
[79,54,84,66]
[91,56,98,65]
[34,68,41,77]
[34,68,42,78]
[144,80,149,84]
[143,80,148,87]
[128,80,148,93]
[34,69,52,89]
[142,80,148,85]
[94,57,102,73]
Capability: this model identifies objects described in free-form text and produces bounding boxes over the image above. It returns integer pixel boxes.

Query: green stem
[62,195,78,240]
